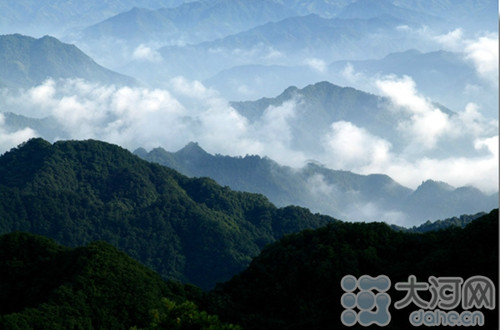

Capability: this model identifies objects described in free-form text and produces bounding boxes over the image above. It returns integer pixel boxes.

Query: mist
[0,71,497,196]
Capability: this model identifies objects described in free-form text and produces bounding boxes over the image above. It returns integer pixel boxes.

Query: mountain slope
[0,0,190,36]
[0,138,332,289]
[208,209,499,329]
[391,211,486,233]
[81,0,297,45]
[337,0,440,24]
[393,0,497,32]
[329,49,496,116]
[0,232,236,329]
[231,81,455,155]
[124,13,423,82]
[135,142,497,225]
[205,48,493,107]
[0,34,136,88]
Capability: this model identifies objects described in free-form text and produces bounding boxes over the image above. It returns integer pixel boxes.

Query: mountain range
[0,34,136,88]
[0,0,192,37]
[135,141,497,226]
[2,209,495,329]
[204,49,495,115]
[328,49,497,117]
[208,209,499,329]
[0,138,332,290]
[0,1,497,328]
[71,0,496,85]
[0,0,496,228]
[124,13,432,83]
[2,0,494,38]
[230,80,475,159]
[80,0,297,45]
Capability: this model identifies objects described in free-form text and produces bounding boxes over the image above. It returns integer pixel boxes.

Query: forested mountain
[0,34,136,88]
[136,142,497,225]
[0,138,332,289]
[0,232,238,329]
[391,211,486,233]
[207,209,499,329]
[3,212,494,329]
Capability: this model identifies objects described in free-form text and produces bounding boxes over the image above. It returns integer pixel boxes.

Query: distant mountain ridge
[121,11,436,83]
[390,211,486,233]
[328,49,497,116]
[231,81,461,157]
[81,0,297,45]
[0,34,136,88]
[0,0,192,36]
[135,142,498,225]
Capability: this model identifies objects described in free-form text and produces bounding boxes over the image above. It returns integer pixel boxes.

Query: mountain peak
[417,179,455,192]
[175,142,209,158]
[0,34,136,88]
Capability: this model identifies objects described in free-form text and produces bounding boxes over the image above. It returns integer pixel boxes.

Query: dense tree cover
[133,298,241,330]
[391,211,486,233]
[0,232,216,329]
[207,209,499,329]
[0,138,331,289]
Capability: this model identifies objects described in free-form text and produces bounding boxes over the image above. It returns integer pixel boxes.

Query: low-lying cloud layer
[0,71,497,195]
[322,74,498,193]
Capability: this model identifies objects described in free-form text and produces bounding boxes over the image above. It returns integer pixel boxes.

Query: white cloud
[376,75,452,150]
[0,113,38,153]
[433,28,464,50]
[434,30,499,84]
[341,63,365,84]
[343,202,409,225]
[464,36,499,83]
[250,99,307,167]
[307,173,335,196]
[380,139,498,194]
[304,58,327,73]
[455,103,498,137]
[322,121,392,170]
[132,44,162,62]
[169,76,217,100]
[0,78,303,166]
